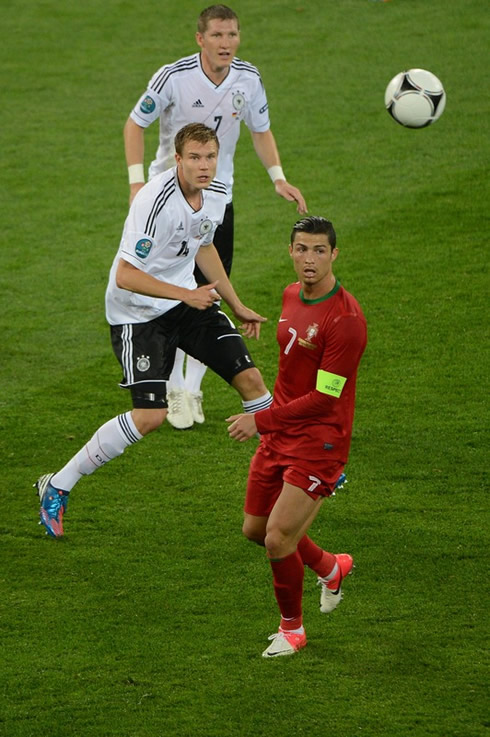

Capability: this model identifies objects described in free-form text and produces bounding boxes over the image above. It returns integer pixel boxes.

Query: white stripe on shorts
[217,310,236,328]
[122,324,134,385]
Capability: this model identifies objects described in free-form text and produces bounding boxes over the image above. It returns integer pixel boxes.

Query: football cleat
[262,628,307,658]
[35,473,69,538]
[319,553,354,614]
[188,390,205,424]
[167,388,193,430]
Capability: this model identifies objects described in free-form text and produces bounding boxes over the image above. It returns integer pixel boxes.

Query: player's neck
[301,273,337,301]
[200,53,231,85]
[177,169,203,211]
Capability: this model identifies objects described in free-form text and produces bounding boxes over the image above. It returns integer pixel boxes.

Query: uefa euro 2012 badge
[140,95,156,114]
[135,239,153,259]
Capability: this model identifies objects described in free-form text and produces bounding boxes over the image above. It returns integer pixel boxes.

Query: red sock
[297,535,336,578]
[268,550,304,631]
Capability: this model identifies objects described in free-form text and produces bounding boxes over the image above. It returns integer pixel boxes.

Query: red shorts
[244,443,345,517]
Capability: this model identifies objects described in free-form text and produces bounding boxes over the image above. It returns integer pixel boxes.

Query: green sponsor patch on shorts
[316,369,347,398]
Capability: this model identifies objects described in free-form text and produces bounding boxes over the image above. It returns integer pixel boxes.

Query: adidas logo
[192,99,204,108]
[177,221,184,231]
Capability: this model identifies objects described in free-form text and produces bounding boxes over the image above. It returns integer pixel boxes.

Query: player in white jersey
[124,4,307,430]
[35,124,273,540]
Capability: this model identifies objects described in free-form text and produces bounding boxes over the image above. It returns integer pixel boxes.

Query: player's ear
[289,244,294,258]
[196,31,204,49]
[331,247,339,262]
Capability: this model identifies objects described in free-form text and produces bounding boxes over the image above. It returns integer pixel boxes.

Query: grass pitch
[1,1,488,736]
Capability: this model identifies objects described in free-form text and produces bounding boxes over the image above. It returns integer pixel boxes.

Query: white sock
[168,348,186,390]
[184,355,207,394]
[242,391,273,414]
[51,412,143,492]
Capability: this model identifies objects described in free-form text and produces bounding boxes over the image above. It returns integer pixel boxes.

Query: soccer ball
[385,68,446,128]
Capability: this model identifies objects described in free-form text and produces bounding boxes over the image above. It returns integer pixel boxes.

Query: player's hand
[129,182,145,206]
[232,305,267,340]
[274,180,308,214]
[226,413,258,442]
[184,282,220,310]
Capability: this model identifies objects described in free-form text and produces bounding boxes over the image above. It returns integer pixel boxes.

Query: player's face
[289,233,338,294]
[196,19,240,73]
[175,140,219,191]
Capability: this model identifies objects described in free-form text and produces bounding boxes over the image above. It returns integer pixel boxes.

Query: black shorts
[110,301,255,402]
[193,202,234,284]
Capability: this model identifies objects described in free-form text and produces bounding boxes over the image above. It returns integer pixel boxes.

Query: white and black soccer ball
[385,68,446,128]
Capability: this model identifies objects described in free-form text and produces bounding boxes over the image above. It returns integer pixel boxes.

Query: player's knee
[232,368,267,400]
[264,527,294,559]
[132,408,167,435]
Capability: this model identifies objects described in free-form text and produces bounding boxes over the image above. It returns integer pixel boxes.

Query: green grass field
[1,0,488,735]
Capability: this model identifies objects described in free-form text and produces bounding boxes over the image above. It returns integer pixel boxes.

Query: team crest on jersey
[199,218,213,236]
[140,95,156,114]
[232,92,245,111]
[298,323,319,350]
[136,355,151,372]
[135,238,152,259]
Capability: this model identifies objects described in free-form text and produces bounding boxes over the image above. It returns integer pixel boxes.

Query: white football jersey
[106,167,227,325]
[129,53,271,202]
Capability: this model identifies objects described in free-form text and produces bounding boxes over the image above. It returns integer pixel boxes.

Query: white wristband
[128,163,145,184]
[267,165,286,183]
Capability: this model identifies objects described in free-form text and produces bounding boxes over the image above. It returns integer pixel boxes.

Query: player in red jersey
[227,216,367,657]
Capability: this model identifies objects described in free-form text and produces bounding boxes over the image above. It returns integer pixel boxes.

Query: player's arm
[115,259,219,310]
[195,245,266,339]
[257,316,366,433]
[124,118,146,205]
[228,314,367,440]
[250,129,307,214]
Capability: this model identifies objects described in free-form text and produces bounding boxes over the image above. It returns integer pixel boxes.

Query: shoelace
[169,392,185,413]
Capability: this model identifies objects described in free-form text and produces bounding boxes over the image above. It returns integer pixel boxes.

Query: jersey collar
[299,279,341,304]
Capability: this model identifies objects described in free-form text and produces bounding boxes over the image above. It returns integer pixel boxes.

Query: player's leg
[182,356,207,424]
[35,320,172,537]
[170,203,235,428]
[295,468,353,613]
[242,443,284,545]
[179,303,272,416]
[262,482,324,657]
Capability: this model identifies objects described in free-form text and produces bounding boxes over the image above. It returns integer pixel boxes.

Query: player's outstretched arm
[124,118,146,205]
[195,245,267,337]
[250,130,307,214]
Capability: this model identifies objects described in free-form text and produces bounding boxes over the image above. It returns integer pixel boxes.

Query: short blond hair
[174,123,220,155]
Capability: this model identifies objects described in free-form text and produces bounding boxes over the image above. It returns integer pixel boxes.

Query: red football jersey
[254,280,367,462]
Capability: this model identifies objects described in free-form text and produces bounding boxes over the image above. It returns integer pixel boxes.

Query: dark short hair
[197,4,240,34]
[290,216,337,249]
[174,123,220,155]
